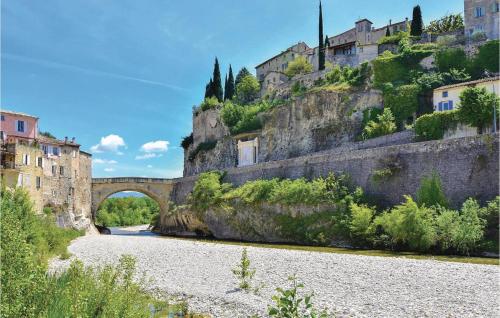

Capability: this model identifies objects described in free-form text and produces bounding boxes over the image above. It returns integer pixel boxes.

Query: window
[72,150,77,158]
[1,115,4,121]
[357,24,363,32]
[442,91,448,98]
[52,147,60,156]
[60,166,64,176]
[17,173,23,187]
[52,165,57,176]
[17,120,25,133]
[0,131,4,141]
[41,144,48,155]
[475,7,485,17]
[438,100,454,111]
[22,154,30,165]
[495,2,500,12]
[36,176,41,189]
[37,157,43,167]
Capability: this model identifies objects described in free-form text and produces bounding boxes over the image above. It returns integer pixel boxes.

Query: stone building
[0,110,93,230]
[464,0,499,39]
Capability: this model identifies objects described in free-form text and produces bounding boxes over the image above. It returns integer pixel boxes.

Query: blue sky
[1,0,463,178]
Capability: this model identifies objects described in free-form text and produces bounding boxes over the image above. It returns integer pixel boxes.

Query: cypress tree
[205,78,213,98]
[411,5,423,36]
[224,74,228,100]
[318,1,325,71]
[235,67,251,87]
[324,35,330,48]
[226,65,235,100]
[212,57,223,102]
[386,26,391,37]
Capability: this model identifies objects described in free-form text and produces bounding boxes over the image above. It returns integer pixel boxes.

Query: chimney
[71,137,76,143]
[64,136,68,143]
[389,19,392,26]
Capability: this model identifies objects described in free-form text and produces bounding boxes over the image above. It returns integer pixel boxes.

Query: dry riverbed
[50,227,500,317]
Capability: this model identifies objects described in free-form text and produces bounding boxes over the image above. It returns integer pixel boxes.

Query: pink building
[0,110,39,142]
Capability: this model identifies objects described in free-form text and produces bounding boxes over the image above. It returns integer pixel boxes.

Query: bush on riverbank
[0,187,198,318]
[188,171,499,255]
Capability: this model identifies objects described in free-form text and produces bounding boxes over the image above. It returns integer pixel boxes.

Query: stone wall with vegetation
[173,133,499,209]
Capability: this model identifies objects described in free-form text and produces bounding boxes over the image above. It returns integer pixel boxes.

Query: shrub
[181,133,194,150]
[452,199,486,255]
[434,207,459,251]
[416,172,448,208]
[232,248,255,291]
[325,62,370,87]
[457,86,500,133]
[291,81,307,96]
[221,100,275,135]
[362,108,397,140]
[384,84,420,128]
[435,48,468,73]
[188,140,218,161]
[362,107,384,127]
[474,40,500,74]
[414,110,459,140]
[200,96,220,111]
[349,203,375,241]
[268,275,328,318]
[374,196,436,251]
[378,31,408,45]
[284,56,313,78]
[190,171,228,213]
[235,74,260,104]
[372,49,431,86]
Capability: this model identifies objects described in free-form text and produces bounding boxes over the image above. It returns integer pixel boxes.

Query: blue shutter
[449,100,453,110]
[438,102,443,111]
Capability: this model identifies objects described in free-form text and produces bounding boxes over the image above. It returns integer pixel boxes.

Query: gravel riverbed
[50,227,499,317]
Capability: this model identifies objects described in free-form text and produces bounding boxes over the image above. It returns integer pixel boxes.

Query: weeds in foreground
[268,275,331,318]
[232,248,256,291]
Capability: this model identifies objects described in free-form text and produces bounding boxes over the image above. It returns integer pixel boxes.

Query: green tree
[349,203,375,242]
[453,199,485,255]
[410,5,423,36]
[318,1,325,71]
[435,48,468,73]
[473,40,500,76]
[324,34,330,48]
[224,64,235,100]
[284,56,313,78]
[235,67,251,87]
[204,78,213,99]
[212,57,223,102]
[362,108,397,139]
[235,74,260,104]
[384,84,420,128]
[416,172,448,207]
[425,13,464,34]
[386,26,391,37]
[457,86,500,133]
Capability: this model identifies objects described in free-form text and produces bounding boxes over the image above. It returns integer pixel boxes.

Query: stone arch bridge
[91,177,177,218]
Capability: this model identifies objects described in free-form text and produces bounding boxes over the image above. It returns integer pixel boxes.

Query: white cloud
[104,167,115,172]
[93,158,117,164]
[135,153,163,160]
[91,134,126,153]
[140,140,169,153]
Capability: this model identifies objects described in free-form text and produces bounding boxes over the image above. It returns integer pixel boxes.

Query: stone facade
[0,110,93,231]
[464,0,499,39]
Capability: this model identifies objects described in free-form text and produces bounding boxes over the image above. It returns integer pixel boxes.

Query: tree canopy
[457,87,499,133]
[410,5,423,36]
[426,13,464,34]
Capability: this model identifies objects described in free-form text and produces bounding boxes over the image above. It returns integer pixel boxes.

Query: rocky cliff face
[258,89,383,162]
[184,88,383,176]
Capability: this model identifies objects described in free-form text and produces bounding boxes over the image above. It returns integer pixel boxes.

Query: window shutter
[438,102,443,111]
[17,173,23,186]
[27,155,30,165]
[15,120,18,132]
[449,100,453,110]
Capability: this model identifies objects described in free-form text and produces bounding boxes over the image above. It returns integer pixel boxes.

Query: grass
[158,235,499,266]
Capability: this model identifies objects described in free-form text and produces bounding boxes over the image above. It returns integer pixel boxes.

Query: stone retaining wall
[171,134,499,208]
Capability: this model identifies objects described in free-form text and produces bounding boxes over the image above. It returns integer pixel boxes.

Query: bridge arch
[91,178,176,221]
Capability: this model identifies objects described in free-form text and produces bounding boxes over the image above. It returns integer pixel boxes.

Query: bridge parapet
[92,177,175,184]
